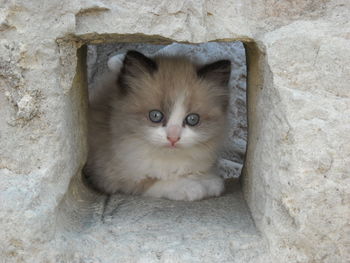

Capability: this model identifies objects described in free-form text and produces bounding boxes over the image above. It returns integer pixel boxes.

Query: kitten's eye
[185,113,200,126]
[149,110,164,123]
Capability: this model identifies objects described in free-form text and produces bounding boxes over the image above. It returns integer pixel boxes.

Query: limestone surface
[55,178,268,262]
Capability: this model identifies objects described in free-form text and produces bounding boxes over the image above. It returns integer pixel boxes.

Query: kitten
[84,50,231,201]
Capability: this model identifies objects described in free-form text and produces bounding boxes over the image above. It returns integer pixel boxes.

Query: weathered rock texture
[0,1,349,262]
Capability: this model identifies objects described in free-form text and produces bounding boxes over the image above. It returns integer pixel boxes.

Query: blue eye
[149,110,164,123]
[185,113,200,126]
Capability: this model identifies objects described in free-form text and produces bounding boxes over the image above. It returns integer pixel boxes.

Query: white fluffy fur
[144,173,224,201]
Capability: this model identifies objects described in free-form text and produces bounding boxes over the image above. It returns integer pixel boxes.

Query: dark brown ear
[118,51,157,94]
[197,60,231,86]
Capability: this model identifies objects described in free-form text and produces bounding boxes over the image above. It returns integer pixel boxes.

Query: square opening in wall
[56,41,268,262]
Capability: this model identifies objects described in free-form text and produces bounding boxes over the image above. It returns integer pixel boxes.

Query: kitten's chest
[116,144,212,180]
[134,153,197,179]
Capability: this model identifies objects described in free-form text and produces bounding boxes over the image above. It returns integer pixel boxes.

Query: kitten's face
[144,91,222,149]
[114,51,231,150]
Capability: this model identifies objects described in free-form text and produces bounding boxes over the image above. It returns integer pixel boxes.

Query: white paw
[198,175,224,197]
[170,179,207,201]
[144,176,224,201]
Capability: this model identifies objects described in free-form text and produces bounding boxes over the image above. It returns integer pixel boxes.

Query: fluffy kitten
[84,50,231,201]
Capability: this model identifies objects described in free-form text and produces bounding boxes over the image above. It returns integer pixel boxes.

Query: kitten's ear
[118,51,157,95]
[122,50,158,77]
[197,60,231,87]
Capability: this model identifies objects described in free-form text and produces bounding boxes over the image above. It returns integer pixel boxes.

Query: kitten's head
[113,50,231,151]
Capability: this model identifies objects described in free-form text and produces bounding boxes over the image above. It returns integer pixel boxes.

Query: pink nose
[167,136,180,146]
[166,125,181,146]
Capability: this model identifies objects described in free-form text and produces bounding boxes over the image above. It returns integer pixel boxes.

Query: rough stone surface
[243,19,350,262]
[87,42,247,178]
[0,1,349,262]
[55,178,268,263]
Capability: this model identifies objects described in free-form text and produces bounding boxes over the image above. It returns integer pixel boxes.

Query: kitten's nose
[166,125,181,146]
[167,136,180,146]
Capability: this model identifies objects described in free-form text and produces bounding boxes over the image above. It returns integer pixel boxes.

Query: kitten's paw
[172,179,208,201]
[144,176,224,201]
[198,175,225,197]
[144,178,207,201]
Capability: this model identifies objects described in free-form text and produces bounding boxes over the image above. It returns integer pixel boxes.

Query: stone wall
[0,1,349,262]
